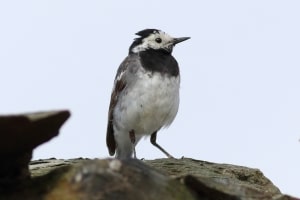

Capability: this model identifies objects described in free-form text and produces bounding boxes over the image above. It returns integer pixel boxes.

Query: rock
[3,158,298,200]
[46,159,196,200]
[30,158,88,177]
[147,158,291,200]
[2,159,197,200]
[0,110,299,199]
[0,110,70,190]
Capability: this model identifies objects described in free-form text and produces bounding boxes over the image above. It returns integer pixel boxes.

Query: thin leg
[150,132,174,158]
[129,130,137,159]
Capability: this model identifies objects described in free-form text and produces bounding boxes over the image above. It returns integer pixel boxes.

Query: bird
[106,29,190,159]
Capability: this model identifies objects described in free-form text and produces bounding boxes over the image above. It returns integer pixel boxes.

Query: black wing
[106,58,130,156]
[106,54,141,156]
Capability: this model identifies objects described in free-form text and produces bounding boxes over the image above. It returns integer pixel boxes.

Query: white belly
[113,71,180,137]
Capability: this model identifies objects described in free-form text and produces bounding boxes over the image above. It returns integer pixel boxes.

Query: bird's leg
[150,131,174,158]
[129,130,137,158]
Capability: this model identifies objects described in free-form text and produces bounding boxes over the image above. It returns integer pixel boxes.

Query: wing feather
[106,58,129,156]
[106,55,141,156]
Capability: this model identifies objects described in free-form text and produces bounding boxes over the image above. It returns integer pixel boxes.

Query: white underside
[113,70,180,158]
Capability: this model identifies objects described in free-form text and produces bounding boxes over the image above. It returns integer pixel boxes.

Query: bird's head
[129,29,190,54]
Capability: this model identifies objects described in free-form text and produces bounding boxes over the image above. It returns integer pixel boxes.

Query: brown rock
[45,159,196,200]
[0,110,70,190]
[2,159,197,200]
[0,158,299,200]
[147,158,292,200]
[27,158,300,200]
[0,110,299,200]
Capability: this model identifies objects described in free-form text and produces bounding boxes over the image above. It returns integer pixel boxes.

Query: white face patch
[132,31,174,53]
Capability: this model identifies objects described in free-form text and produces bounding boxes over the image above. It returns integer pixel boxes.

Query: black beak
[173,37,191,45]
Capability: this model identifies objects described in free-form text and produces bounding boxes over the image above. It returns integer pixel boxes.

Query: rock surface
[1,157,296,200]
[0,110,70,191]
[148,158,282,199]
[0,111,299,200]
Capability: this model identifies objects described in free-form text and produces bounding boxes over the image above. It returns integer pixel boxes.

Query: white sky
[0,0,299,197]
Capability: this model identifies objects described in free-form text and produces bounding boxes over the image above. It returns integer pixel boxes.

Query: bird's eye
[155,38,162,43]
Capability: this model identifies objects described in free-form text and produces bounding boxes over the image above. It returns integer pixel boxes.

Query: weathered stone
[0,110,299,200]
[147,158,282,199]
[30,158,88,177]
[47,159,197,200]
[28,158,300,200]
[1,159,197,200]
[0,110,70,190]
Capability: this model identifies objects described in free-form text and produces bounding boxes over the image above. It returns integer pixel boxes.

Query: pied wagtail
[106,29,190,159]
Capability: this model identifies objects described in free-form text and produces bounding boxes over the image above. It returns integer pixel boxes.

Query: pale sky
[0,0,299,197]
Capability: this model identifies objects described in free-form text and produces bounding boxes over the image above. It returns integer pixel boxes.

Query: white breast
[113,70,180,137]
